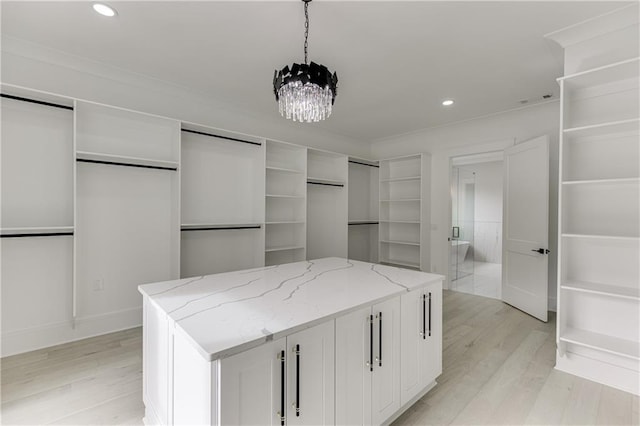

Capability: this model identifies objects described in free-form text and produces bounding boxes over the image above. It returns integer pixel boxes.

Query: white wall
[1,36,370,159]
[371,101,560,311]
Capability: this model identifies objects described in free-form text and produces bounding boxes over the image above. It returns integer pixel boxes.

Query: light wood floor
[1,290,637,425]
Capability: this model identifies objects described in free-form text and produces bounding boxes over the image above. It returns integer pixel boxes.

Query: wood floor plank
[489,328,556,425]
[1,363,142,425]
[449,329,549,425]
[48,390,144,425]
[524,369,576,425]
[595,384,633,425]
[560,376,603,425]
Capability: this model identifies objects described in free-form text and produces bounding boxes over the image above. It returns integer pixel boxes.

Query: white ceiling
[1,1,630,142]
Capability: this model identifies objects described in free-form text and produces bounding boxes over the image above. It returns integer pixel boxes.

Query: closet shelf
[76,151,179,170]
[181,223,261,231]
[562,280,640,300]
[562,233,639,241]
[265,221,305,225]
[559,57,640,89]
[265,245,305,253]
[562,177,640,185]
[266,166,304,174]
[563,118,640,138]
[380,198,421,202]
[560,327,639,360]
[380,176,421,183]
[380,259,420,270]
[1,226,74,237]
[379,220,421,224]
[380,240,420,247]
[265,194,305,199]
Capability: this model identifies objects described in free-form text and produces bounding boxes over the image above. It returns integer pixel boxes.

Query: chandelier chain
[304,1,309,65]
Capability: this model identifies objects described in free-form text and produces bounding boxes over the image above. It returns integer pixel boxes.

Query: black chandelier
[273,0,338,123]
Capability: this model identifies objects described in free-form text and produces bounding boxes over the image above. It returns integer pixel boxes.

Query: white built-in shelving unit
[75,101,181,324]
[548,4,639,395]
[347,158,379,262]
[0,83,432,357]
[264,140,307,266]
[180,125,265,276]
[378,154,431,270]
[1,90,75,355]
[306,148,348,260]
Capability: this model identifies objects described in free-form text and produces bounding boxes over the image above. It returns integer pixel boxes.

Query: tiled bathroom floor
[451,261,502,299]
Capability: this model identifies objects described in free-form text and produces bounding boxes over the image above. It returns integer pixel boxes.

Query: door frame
[447,150,505,291]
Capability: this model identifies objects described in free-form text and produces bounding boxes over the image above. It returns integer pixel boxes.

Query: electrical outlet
[93,279,104,291]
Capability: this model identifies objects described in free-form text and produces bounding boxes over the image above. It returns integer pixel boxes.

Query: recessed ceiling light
[442,99,454,106]
[93,3,117,17]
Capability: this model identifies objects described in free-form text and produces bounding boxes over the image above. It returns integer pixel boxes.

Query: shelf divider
[562,280,640,300]
[560,327,639,360]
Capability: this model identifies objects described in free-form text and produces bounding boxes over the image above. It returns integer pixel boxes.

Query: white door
[502,135,550,321]
[287,321,335,426]
[371,296,401,425]
[335,306,372,425]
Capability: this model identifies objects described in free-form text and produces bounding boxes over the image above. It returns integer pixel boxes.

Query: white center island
[139,257,444,425]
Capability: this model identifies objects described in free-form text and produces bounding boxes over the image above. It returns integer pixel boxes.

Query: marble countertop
[139,257,444,361]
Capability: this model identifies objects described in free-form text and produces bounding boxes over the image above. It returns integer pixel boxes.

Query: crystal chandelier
[273,0,338,123]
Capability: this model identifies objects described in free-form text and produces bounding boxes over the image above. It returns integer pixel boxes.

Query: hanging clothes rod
[1,232,74,238]
[307,181,344,188]
[181,225,262,231]
[1,93,73,111]
[348,222,379,226]
[76,158,177,171]
[181,128,262,147]
[349,160,379,168]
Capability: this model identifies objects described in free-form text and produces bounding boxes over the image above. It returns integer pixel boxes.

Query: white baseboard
[1,307,142,357]
[556,350,639,396]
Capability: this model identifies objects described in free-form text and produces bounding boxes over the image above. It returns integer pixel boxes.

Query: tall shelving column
[379,154,431,271]
[264,140,307,266]
[347,158,379,262]
[0,89,74,356]
[75,101,181,326]
[547,4,639,395]
[180,125,265,276]
[306,149,348,259]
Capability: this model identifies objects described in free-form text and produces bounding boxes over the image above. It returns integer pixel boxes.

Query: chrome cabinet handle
[294,344,300,417]
[422,294,426,340]
[369,314,374,371]
[378,312,383,367]
[428,292,432,337]
[278,350,285,425]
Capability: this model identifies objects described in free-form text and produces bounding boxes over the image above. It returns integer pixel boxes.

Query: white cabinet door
[220,338,287,426]
[335,306,372,425]
[400,287,425,406]
[221,321,334,426]
[400,283,443,406]
[424,283,443,385]
[371,297,401,425]
[287,321,335,426]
